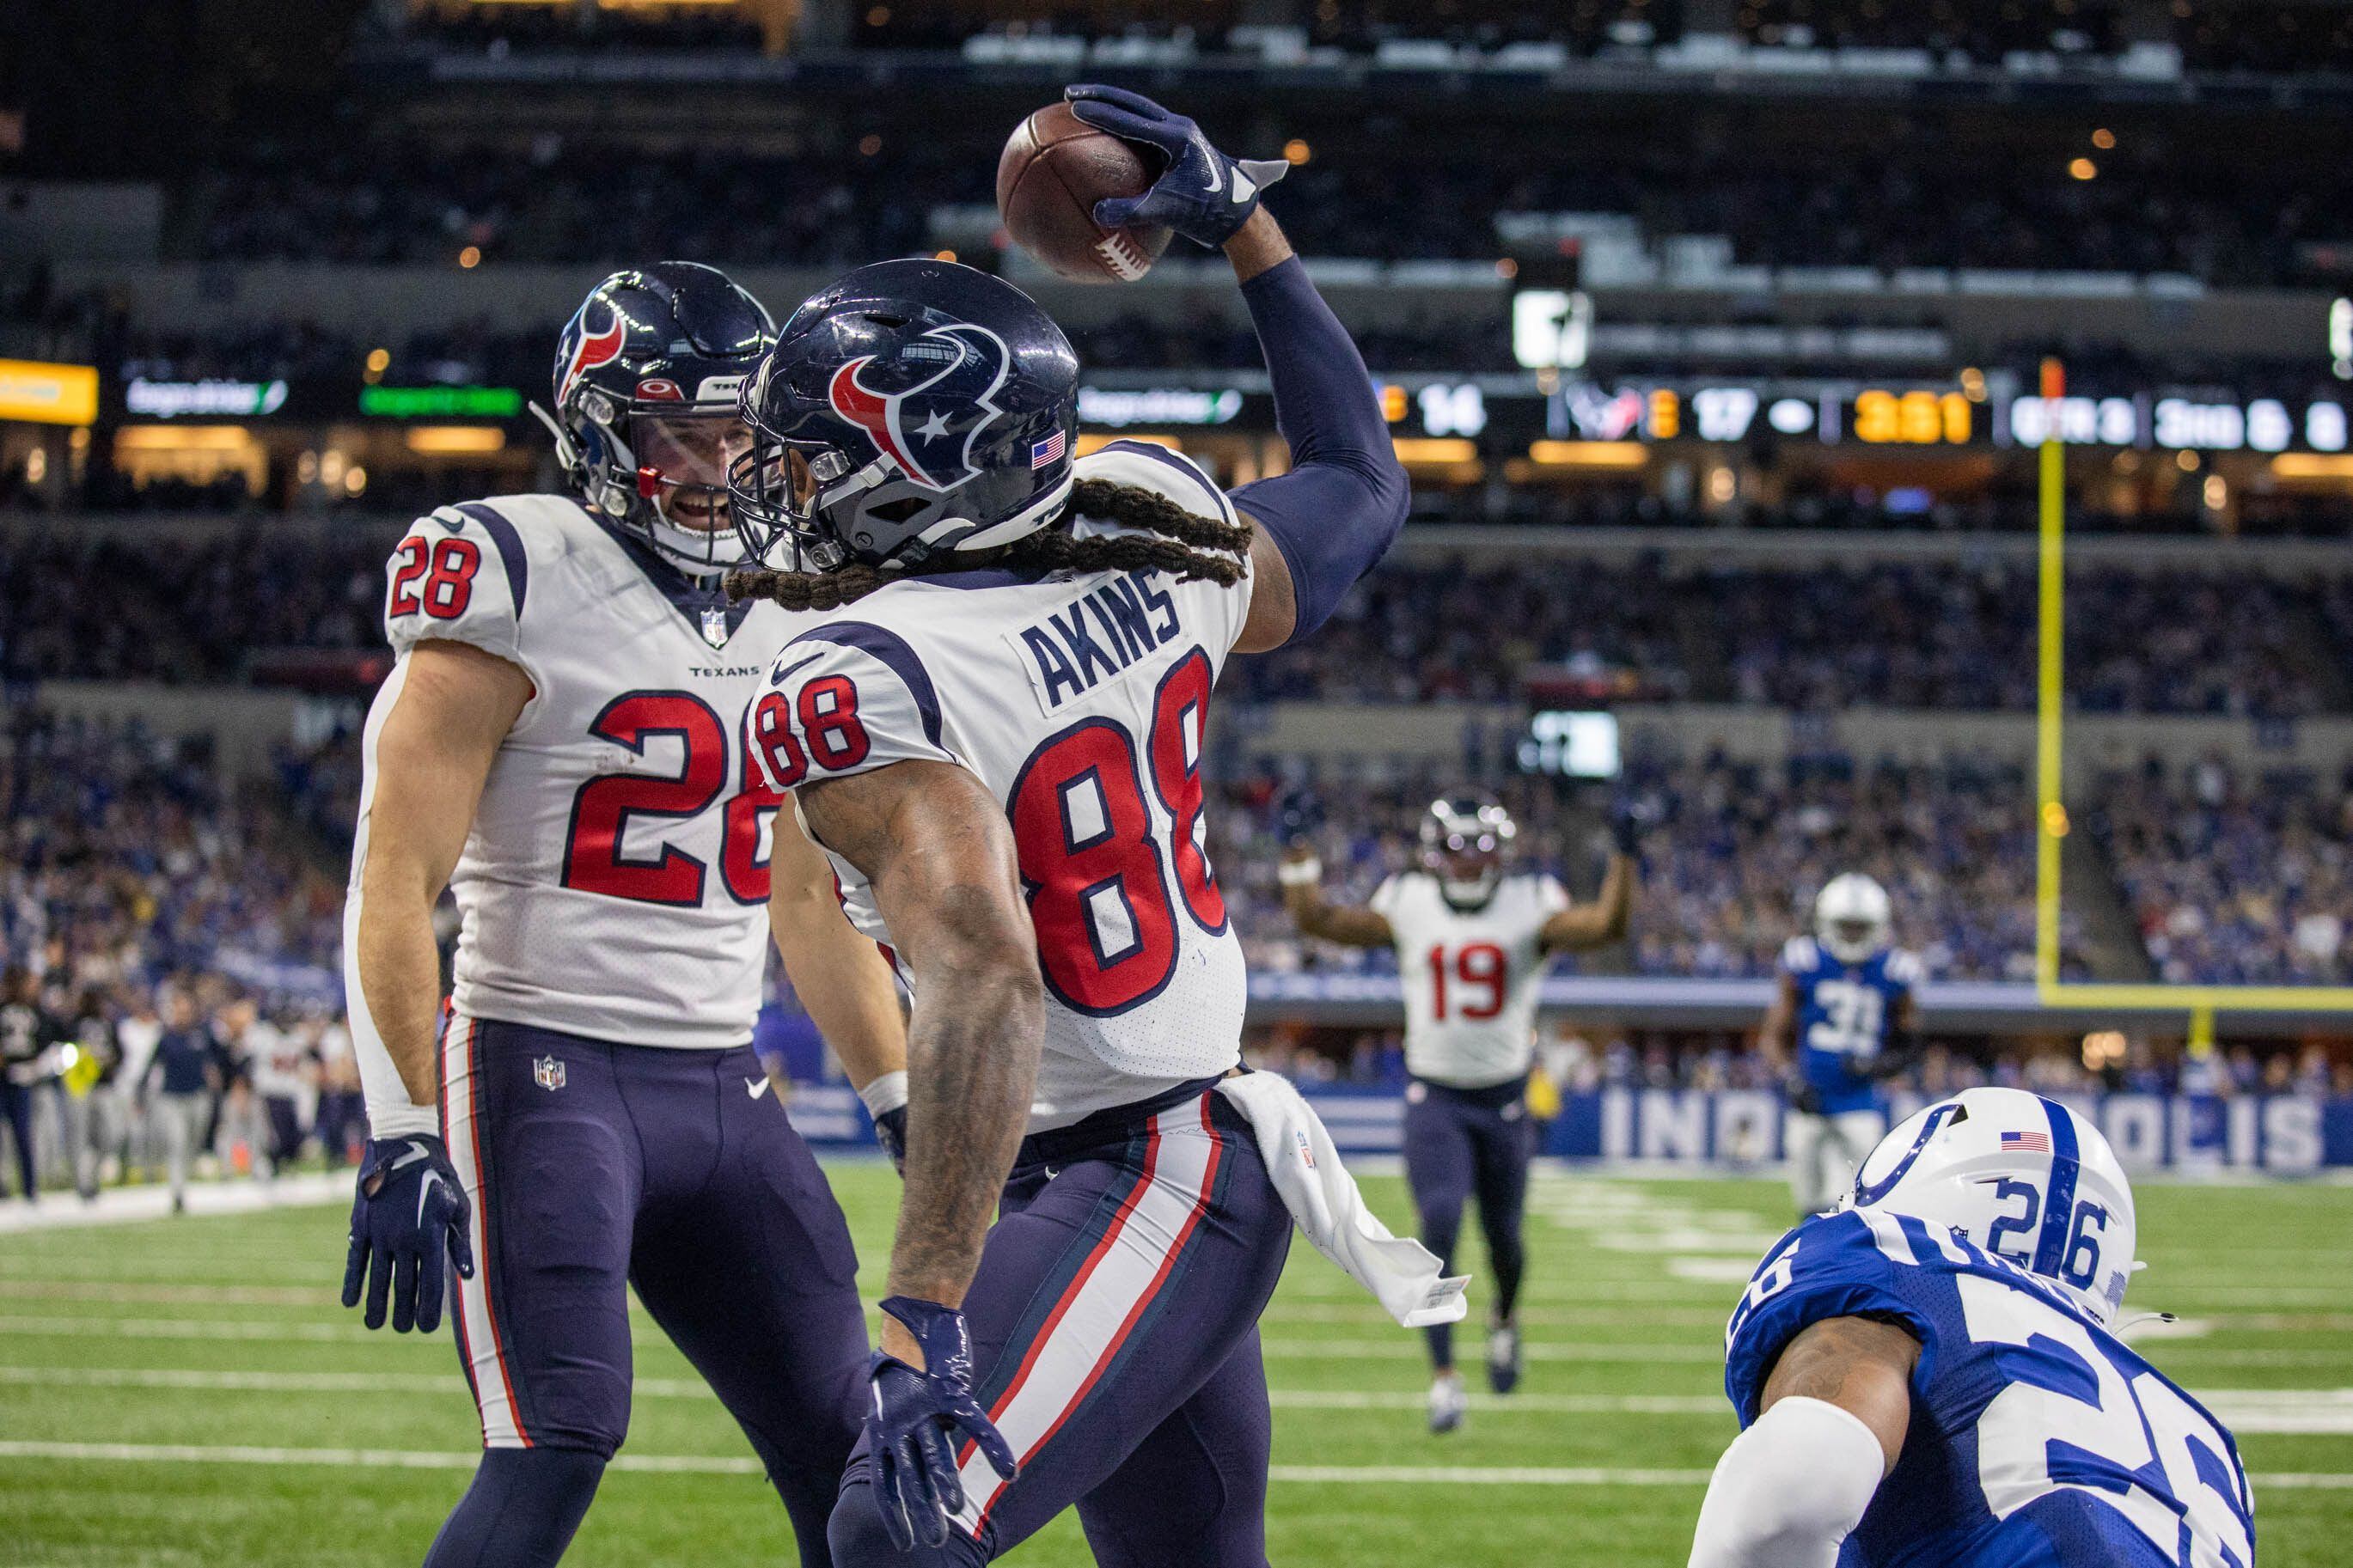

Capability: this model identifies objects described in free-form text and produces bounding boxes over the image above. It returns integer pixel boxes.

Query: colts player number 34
[338,262,908,1568]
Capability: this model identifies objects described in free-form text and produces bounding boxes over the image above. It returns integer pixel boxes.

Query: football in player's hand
[996,103,1172,284]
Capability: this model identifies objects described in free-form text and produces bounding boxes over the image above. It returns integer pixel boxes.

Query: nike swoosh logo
[745,1077,772,1100]
[1192,131,1223,196]
[416,1169,446,1226]
[434,515,465,534]
[390,1143,431,1172]
[769,651,825,686]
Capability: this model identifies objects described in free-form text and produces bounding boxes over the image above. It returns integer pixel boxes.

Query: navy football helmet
[1421,796,1516,910]
[532,261,776,570]
[730,259,1079,573]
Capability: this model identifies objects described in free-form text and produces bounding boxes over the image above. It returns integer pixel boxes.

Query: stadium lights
[0,358,100,426]
[1390,437,1478,465]
[457,246,481,268]
[113,425,254,451]
[2069,157,2098,180]
[1073,432,1178,457]
[2272,453,2353,479]
[1526,439,1647,468]
[1283,139,1311,165]
[405,426,508,455]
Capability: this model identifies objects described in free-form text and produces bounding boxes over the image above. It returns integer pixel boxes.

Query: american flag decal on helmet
[2000,1130,2051,1152]
[1031,430,1066,468]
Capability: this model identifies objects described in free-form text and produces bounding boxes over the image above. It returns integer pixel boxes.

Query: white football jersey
[1373,870,1568,1088]
[345,495,812,1111]
[746,444,1251,1132]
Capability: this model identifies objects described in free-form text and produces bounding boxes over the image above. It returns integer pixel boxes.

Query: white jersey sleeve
[381,503,547,720]
[1369,874,1406,922]
[747,622,963,793]
[1885,948,1926,991]
[1071,441,1254,658]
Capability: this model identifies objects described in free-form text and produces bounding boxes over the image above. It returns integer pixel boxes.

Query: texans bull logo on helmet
[558,306,629,407]
[823,322,1011,493]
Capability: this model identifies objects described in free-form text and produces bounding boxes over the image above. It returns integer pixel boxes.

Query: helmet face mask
[1421,797,1515,910]
[541,261,776,573]
[1840,1088,2139,1327]
[730,260,1079,575]
[1814,872,1893,965]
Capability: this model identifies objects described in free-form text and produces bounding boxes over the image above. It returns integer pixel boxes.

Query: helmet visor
[631,413,751,533]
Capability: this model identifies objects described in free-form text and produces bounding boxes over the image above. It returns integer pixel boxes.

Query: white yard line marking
[1258,1339,1723,1363]
[0,1280,341,1308]
[17,1364,2345,1431]
[0,1176,346,1233]
[4,1442,2341,1492]
[0,1315,387,1344]
[0,1365,1733,1415]
[0,1365,717,1400]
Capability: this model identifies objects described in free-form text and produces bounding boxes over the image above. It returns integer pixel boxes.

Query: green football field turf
[0,1164,2346,1565]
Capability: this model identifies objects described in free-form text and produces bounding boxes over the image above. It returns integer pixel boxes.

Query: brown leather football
[996,102,1172,284]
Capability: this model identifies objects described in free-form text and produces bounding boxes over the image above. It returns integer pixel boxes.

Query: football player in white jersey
[1281,794,1635,1430]
[722,85,1424,1566]
[338,261,909,1568]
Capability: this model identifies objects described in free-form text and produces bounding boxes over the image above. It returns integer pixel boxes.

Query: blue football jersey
[1724,1210,2254,1568]
[1782,936,1922,1114]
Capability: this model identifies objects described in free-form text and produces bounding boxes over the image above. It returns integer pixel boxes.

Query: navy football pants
[830,1081,1293,1567]
[1403,1074,1532,1370]
[429,1014,867,1566]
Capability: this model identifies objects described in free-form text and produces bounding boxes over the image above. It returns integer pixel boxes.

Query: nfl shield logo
[533,1055,566,1092]
[700,607,730,648]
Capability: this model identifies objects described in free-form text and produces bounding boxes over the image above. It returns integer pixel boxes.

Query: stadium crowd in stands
[2093,756,2353,987]
[9,534,2348,718]
[0,708,360,1204]
[136,119,2346,287]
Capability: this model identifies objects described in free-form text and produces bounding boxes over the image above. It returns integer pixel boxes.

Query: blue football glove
[1062,83,1290,248]
[874,1104,908,1176]
[865,1296,1018,1550]
[341,1133,474,1333]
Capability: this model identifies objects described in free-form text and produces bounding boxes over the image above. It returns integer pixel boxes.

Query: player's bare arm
[766,804,908,1096]
[1758,1315,1917,1469]
[797,760,1044,1363]
[1538,851,1634,954]
[1688,1314,1917,1567]
[353,641,531,1107]
[341,638,524,1333]
[1278,845,1395,947]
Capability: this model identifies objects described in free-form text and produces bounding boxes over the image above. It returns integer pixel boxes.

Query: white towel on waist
[1214,1071,1469,1329]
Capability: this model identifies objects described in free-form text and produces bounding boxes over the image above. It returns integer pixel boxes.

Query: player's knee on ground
[828,1473,987,1568]
[424,1445,608,1568]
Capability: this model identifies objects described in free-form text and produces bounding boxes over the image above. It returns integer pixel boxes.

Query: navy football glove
[1787,1080,1824,1117]
[1063,83,1289,248]
[874,1104,908,1176]
[864,1296,1018,1550]
[341,1134,474,1333]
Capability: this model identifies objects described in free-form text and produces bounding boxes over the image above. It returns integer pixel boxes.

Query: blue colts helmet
[730,259,1080,573]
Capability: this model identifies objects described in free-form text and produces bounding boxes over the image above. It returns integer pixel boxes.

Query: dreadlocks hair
[724,478,1256,612]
